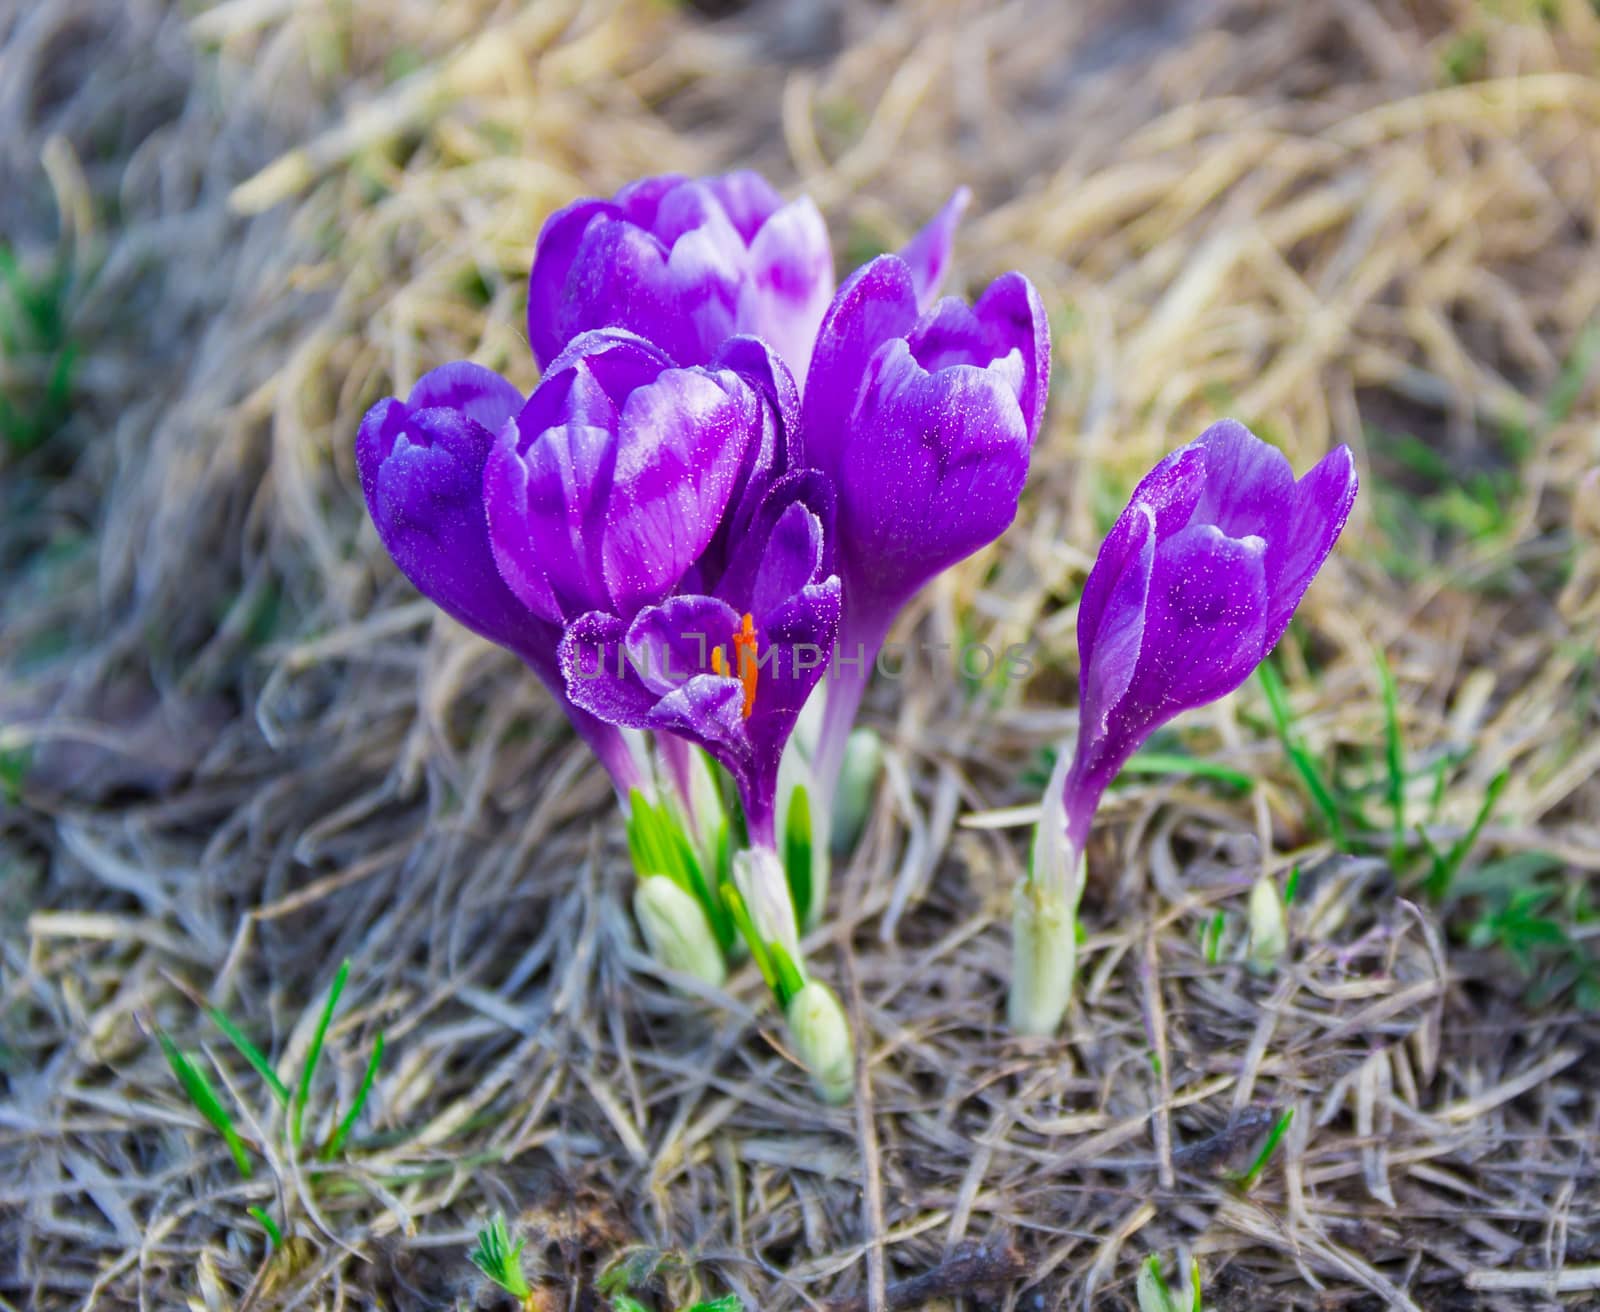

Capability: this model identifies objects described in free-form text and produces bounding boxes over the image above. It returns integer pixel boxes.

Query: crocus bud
[784,979,855,1104]
[1137,1256,1200,1312]
[634,876,727,987]
[829,727,883,855]
[804,253,1051,791]
[1061,420,1358,855]
[1246,873,1287,976]
[731,847,802,973]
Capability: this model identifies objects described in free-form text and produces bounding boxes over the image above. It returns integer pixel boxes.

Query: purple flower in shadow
[355,362,642,791]
[558,474,841,846]
[528,171,969,384]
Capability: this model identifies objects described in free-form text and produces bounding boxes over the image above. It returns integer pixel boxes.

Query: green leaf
[1117,751,1253,793]
[1423,769,1508,900]
[156,1031,252,1178]
[247,1206,283,1248]
[1228,1107,1293,1191]
[292,959,348,1151]
[207,1007,289,1106]
[469,1214,531,1299]
[765,941,806,1010]
[683,1298,744,1312]
[612,1297,651,1312]
[1376,649,1405,863]
[783,783,814,927]
[321,1030,384,1160]
[1258,662,1347,847]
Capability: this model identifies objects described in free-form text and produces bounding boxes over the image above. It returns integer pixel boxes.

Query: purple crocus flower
[527,172,970,385]
[355,362,643,792]
[482,329,782,628]
[802,251,1051,784]
[1059,419,1359,854]
[558,473,841,848]
[1011,419,1357,1036]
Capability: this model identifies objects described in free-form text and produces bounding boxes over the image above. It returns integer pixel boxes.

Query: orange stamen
[711,645,728,678]
[732,612,759,719]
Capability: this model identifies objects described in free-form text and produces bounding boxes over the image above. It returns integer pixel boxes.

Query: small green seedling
[1228,1107,1294,1191]
[470,1214,534,1308]
[154,959,385,1243]
[1137,1254,1203,1312]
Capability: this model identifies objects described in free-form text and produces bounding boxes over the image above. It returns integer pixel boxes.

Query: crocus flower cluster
[1011,421,1359,1035]
[358,167,1358,1068]
[358,171,1049,1098]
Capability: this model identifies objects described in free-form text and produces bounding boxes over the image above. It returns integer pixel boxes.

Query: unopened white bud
[1246,873,1287,976]
[1136,1257,1180,1312]
[785,980,854,1103]
[634,877,726,987]
[830,727,883,855]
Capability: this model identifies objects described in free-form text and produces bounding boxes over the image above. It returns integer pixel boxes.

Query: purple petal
[753,577,842,728]
[626,594,743,696]
[706,170,785,243]
[407,361,523,432]
[484,419,615,624]
[803,255,922,476]
[558,220,708,368]
[740,196,835,384]
[613,173,688,227]
[1077,444,1206,674]
[713,469,836,612]
[647,676,751,767]
[357,392,541,650]
[1189,419,1296,544]
[837,339,1030,614]
[748,502,826,618]
[1265,444,1358,648]
[527,198,619,367]
[1138,524,1272,713]
[560,611,659,727]
[898,186,970,312]
[972,273,1051,444]
[601,368,760,615]
[1075,502,1154,743]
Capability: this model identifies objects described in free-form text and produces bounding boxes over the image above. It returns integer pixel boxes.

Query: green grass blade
[292,959,349,1151]
[683,1298,744,1312]
[247,1206,283,1248]
[783,783,814,927]
[156,1031,252,1178]
[1229,1107,1293,1191]
[321,1030,384,1160]
[1258,663,1347,847]
[1375,650,1405,863]
[1118,752,1254,792]
[1424,769,1509,900]
[207,1007,289,1106]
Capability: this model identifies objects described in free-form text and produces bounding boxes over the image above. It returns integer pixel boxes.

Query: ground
[2,0,1599,1309]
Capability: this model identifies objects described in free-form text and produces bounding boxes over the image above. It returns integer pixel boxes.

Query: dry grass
[3,0,1599,1308]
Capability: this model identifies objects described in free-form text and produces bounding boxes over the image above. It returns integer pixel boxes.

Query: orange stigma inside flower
[710,613,760,719]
